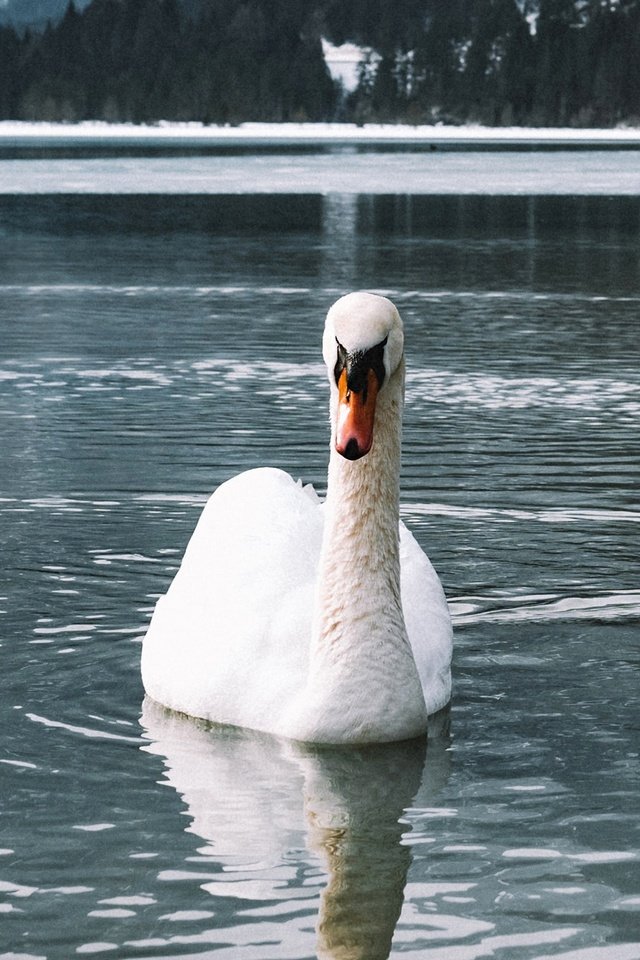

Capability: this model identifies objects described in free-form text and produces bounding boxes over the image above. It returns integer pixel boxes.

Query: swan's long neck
[317,361,404,650]
[305,359,427,742]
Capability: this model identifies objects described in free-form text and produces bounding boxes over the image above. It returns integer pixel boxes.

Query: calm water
[1,186,639,959]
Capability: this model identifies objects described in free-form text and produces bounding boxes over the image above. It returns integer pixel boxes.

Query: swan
[141,291,452,743]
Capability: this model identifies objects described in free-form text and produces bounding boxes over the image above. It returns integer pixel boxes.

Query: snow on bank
[322,40,371,94]
[2,120,640,148]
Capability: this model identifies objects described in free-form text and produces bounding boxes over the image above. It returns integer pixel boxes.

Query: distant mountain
[0,0,93,32]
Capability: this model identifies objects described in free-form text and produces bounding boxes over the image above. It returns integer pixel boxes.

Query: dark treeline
[1,0,639,126]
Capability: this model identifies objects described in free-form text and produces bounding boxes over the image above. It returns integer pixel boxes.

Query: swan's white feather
[399,522,453,714]
[142,466,452,735]
[143,468,320,733]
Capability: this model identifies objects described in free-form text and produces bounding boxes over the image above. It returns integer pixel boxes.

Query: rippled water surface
[1,189,639,960]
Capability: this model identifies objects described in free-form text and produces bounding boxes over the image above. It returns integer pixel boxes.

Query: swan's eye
[334,338,348,386]
[333,336,387,391]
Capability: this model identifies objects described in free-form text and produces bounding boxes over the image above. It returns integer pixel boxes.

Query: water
[1,178,639,959]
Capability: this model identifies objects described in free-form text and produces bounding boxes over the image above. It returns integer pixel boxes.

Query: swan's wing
[399,521,453,715]
[142,468,323,730]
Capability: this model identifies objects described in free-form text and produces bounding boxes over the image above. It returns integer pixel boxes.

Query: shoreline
[2,120,640,151]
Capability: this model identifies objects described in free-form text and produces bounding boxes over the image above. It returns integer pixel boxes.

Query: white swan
[141,291,452,743]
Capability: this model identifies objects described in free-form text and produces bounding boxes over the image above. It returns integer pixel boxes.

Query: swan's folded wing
[399,521,453,715]
[142,468,323,729]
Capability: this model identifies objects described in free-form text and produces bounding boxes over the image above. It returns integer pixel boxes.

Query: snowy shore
[2,121,640,194]
[2,120,640,150]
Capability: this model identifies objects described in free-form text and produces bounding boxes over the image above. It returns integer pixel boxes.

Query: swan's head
[323,292,404,461]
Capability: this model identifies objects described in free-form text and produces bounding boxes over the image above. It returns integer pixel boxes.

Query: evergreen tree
[0,26,23,116]
[1,0,640,127]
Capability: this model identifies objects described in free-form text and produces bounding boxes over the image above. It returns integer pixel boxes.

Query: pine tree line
[344,0,640,127]
[0,0,336,123]
[0,0,639,126]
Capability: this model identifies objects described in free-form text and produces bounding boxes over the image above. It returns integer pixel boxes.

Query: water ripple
[408,370,640,417]
[25,713,143,744]
[450,590,640,625]
[403,504,640,524]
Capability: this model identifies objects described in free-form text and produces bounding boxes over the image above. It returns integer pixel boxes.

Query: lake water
[1,154,639,960]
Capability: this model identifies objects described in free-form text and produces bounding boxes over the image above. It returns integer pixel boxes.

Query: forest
[0,0,639,127]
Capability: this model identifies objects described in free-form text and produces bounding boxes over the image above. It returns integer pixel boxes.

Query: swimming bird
[141,291,452,743]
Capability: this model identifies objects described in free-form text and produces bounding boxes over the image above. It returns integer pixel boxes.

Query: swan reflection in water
[141,699,451,960]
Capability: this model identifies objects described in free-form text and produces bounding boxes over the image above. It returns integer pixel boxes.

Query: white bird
[141,291,452,743]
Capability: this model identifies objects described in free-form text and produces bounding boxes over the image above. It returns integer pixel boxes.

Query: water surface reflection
[2,193,640,301]
[141,701,450,960]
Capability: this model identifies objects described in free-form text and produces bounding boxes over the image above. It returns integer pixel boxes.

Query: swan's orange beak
[335,367,380,461]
